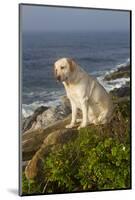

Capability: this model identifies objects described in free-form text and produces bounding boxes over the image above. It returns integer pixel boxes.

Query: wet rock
[22,106,49,132]
[104,65,130,81]
[23,96,71,133]
[110,86,130,97]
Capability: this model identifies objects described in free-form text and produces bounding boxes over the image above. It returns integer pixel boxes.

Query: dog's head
[54,58,76,82]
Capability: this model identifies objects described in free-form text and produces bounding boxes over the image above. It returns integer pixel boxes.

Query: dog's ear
[67,58,76,72]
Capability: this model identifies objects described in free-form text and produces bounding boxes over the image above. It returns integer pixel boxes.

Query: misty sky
[21,4,130,32]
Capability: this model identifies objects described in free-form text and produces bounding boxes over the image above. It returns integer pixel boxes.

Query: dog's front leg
[78,97,88,129]
[66,101,77,129]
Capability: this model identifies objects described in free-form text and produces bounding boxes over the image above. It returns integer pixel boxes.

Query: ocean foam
[98,77,130,92]
[104,58,130,76]
[22,98,62,118]
[97,58,130,92]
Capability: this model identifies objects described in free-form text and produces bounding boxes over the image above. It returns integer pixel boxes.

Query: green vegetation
[22,99,131,195]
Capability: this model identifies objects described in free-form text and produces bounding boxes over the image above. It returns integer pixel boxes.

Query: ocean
[22,31,130,118]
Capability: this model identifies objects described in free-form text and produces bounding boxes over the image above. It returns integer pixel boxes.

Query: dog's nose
[57,75,61,81]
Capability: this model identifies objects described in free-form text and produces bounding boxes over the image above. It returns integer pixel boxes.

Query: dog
[54,58,113,129]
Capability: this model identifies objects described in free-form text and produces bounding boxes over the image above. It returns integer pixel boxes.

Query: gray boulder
[23,96,71,133]
[110,85,130,97]
[22,106,49,132]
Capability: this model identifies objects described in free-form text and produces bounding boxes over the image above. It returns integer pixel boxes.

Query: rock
[22,161,29,171]
[28,105,71,132]
[25,127,78,179]
[104,71,130,81]
[22,115,71,161]
[23,106,49,132]
[104,65,130,81]
[23,96,71,133]
[110,86,130,97]
[60,95,71,113]
[106,64,130,98]
[117,64,130,73]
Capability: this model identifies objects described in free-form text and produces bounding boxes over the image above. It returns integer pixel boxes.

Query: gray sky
[21,5,130,32]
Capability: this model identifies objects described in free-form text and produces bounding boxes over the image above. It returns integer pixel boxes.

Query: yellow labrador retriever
[54,58,113,129]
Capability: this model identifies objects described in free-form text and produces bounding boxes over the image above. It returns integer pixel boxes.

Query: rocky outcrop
[104,65,130,81]
[22,106,49,132]
[25,127,78,179]
[22,96,71,133]
[104,64,130,98]
[110,85,130,97]
[22,115,71,161]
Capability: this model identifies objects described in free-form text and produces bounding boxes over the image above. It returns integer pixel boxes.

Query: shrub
[42,128,130,192]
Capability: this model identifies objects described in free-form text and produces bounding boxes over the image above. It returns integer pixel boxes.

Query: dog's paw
[77,122,87,130]
[91,118,98,125]
[65,123,75,129]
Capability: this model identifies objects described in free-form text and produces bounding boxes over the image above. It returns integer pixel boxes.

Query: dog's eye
[61,66,65,70]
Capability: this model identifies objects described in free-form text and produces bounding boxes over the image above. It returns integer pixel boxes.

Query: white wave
[92,58,130,80]
[105,58,130,76]
[22,101,44,118]
[98,77,130,92]
[22,98,62,118]
[22,89,65,118]
[97,58,130,92]
[116,58,130,68]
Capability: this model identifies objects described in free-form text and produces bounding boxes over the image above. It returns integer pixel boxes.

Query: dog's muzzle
[56,75,61,81]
